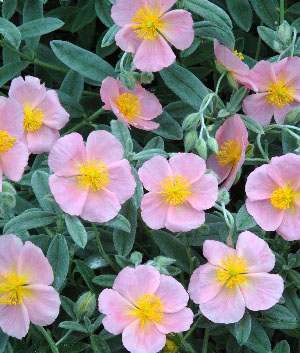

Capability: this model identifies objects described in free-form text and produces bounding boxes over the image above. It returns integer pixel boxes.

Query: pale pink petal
[245,199,284,231]
[27,125,60,154]
[133,34,175,72]
[48,133,86,177]
[221,148,245,190]
[23,284,60,326]
[273,102,299,124]
[275,57,300,86]
[140,192,169,229]
[165,203,205,232]
[86,130,124,165]
[245,164,278,201]
[135,86,162,119]
[115,24,143,53]
[249,60,276,92]
[0,234,23,273]
[18,241,54,285]
[203,240,236,266]
[146,0,176,13]
[80,188,121,223]
[188,263,222,304]
[110,100,131,127]
[188,173,218,210]
[100,77,121,110]
[200,284,245,324]
[99,289,136,335]
[242,93,274,127]
[111,0,146,26]
[169,153,206,184]
[154,275,189,313]
[207,152,231,184]
[0,98,24,140]
[9,76,46,110]
[49,175,88,216]
[159,10,194,50]
[234,73,258,92]
[122,319,166,353]
[37,90,69,130]
[131,117,160,130]
[155,308,193,334]
[277,206,300,241]
[113,265,160,304]
[0,141,29,182]
[241,273,284,311]
[236,231,275,273]
[138,155,172,192]
[0,303,29,339]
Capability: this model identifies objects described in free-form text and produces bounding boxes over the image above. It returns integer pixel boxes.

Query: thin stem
[201,328,210,353]
[36,326,59,353]
[215,72,225,95]
[182,232,194,274]
[183,315,202,341]
[280,0,285,24]
[56,329,73,346]
[62,108,104,136]
[92,223,119,272]
[255,36,262,61]
[245,158,269,163]
[256,134,270,162]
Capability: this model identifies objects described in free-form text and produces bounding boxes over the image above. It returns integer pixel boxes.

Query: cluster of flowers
[0,0,299,352]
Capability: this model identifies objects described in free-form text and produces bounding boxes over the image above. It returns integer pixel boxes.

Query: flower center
[217,254,248,288]
[233,50,244,60]
[267,79,296,108]
[77,160,109,192]
[216,139,242,169]
[270,185,298,210]
[132,294,163,327]
[0,272,28,305]
[159,174,191,205]
[0,130,16,152]
[23,105,44,132]
[115,93,141,122]
[132,7,162,40]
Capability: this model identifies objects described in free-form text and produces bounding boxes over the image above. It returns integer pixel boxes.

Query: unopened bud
[182,113,200,131]
[141,72,154,84]
[217,188,230,205]
[184,130,198,152]
[133,72,142,85]
[119,72,136,90]
[278,21,292,44]
[227,72,239,90]
[130,251,143,266]
[163,339,178,353]
[207,137,219,154]
[245,144,254,159]
[196,137,207,160]
[2,181,16,195]
[284,107,300,125]
[75,292,96,320]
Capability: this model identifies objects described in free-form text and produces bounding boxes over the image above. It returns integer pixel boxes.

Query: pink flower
[111,0,194,72]
[48,130,136,223]
[8,76,69,154]
[246,153,300,241]
[98,265,193,353]
[0,234,60,339]
[188,231,284,324]
[242,57,300,126]
[207,115,248,190]
[100,77,161,130]
[0,97,29,191]
[214,40,258,91]
[138,153,218,232]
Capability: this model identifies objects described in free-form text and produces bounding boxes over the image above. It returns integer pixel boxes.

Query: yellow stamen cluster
[132,294,163,327]
[132,7,162,40]
[216,139,242,169]
[233,50,244,60]
[77,160,109,192]
[271,185,298,210]
[217,254,248,288]
[116,93,141,122]
[160,175,191,205]
[267,79,296,108]
[23,105,44,132]
[0,272,27,305]
[0,130,16,152]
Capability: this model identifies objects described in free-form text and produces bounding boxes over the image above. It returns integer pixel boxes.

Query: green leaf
[194,21,235,49]
[58,321,87,333]
[288,3,300,15]
[92,274,116,287]
[95,0,114,28]
[225,0,252,31]
[2,0,17,20]
[18,18,64,39]
[251,0,279,29]
[50,40,116,85]
[4,210,57,233]
[60,343,90,353]
[57,91,84,118]
[160,63,210,111]
[110,119,131,156]
[23,0,43,52]
[228,86,248,112]
[65,215,88,248]
[113,199,137,256]
[184,0,232,30]
[240,115,264,135]
[153,110,183,140]
[0,62,29,88]
[59,70,84,102]
[102,24,119,47]
[257,26,284,52]
[133,148,168,161]
[103,214,131,233]
[245,317,271,353]
[47,235,69,290]
[0,18,21,48]
[284,288,300,321]
[90,335,111,353]
[71,0,97,32]
[0,328,8,353]
[234,312,251,345]
[60,295,76,320]
[236,204,256,230]
[74,260,96,292]
[260,304,298,329]
[273,340,290,353]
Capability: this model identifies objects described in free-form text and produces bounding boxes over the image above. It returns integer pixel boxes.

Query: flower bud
[130,251,143,266]
[133,72,142,85]
[119,72,136,90]
[245,144,254,159]
[284,107,300,125]
[196,137,207,159]
[163,339,178,353]
[227,72,239,90]
[278,21,292,44]
[217,188,230,205]
[184,130,198,152]
[75,292,96,320]
[207,137,219,154]
[182,113,200,131]
[141,72,154,84]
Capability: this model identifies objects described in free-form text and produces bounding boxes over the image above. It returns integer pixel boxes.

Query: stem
[256,134,270,162]
[255,36,262,61]
[201,328,210,353]
[56,329,73,346]
[36,326,59,353]
[92,223,119,272]
[183,315,202,341]
[280,0,285,24]
[215,72,225,95]
[245,158,269,163]
[62,108,104,136]
[182,233,194,274]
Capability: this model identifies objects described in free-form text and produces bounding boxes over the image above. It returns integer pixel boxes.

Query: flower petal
[0,97,24,141]
[203,240,236,266]
[0,303,29,339]
[242,93,274,127]
[100,77,121,110]
[169,153,206,184]
[146,0,176,13]
[0,234,23,273]
[248,60,276,91]
[115,24,143,53]
[27,124,60,154]
[111,0,147,27]
[188,173,218,211]
[155,308,193,334]
[130,117,160,130]
[140,192,169,230]
[276,205,300,241]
